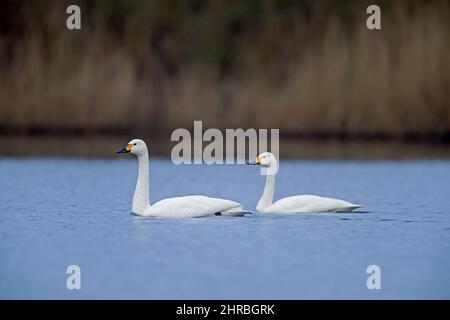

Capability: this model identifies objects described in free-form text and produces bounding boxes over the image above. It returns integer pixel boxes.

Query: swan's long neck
[132,151,150,214]
[256,173,276,211]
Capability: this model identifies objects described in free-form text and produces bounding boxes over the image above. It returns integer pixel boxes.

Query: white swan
[116,139,248,218]
[247,152,362,213]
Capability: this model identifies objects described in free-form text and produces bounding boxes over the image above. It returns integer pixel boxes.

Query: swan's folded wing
[268,195,360,213]
[147,195,245,218]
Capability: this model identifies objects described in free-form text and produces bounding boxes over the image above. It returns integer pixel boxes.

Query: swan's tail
[335,204,363,213]
[220,205,253,217]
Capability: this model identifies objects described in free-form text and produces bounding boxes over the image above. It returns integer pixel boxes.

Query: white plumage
[116,139,248,218]
[248,152,362,213]
[143,196,245,218]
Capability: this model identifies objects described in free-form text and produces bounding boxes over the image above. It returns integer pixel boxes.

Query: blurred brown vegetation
[0,0,449,142]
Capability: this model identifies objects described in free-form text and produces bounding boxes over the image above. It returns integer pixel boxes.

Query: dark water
[1,157,449,299]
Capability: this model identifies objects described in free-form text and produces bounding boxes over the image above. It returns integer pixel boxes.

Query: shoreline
[1,134,449,159]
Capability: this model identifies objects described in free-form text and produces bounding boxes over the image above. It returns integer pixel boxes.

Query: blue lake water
[1,157,449,299]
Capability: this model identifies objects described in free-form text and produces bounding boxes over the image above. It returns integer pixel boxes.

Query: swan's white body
[141,196,245,218]
[250,152,362,213]
[260,194,362,213]
[117,139,247,218]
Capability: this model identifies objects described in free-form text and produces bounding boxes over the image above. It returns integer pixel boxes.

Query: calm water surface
[1,157,449,299]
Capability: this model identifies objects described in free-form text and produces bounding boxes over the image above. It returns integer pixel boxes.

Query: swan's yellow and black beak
[116,144,133,154]
[246,156,261,165]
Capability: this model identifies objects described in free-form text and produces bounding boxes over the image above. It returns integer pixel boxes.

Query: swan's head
[116,139,147,156]
[247,152,278,175]
[247,152,276,167]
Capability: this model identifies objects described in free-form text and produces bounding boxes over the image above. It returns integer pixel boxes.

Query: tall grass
[0,0,449,141]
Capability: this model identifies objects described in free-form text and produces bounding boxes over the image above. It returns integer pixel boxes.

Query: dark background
[0,0,448,157]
